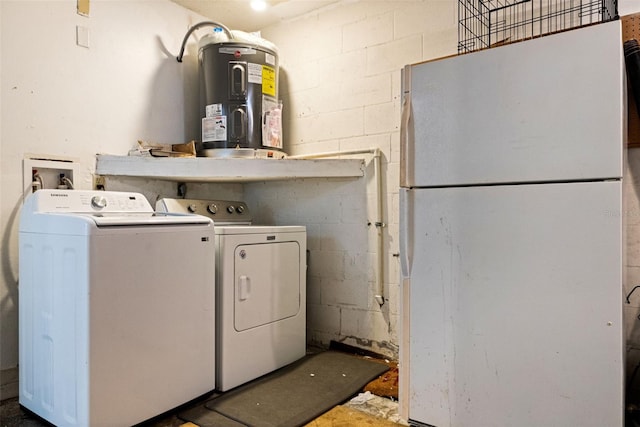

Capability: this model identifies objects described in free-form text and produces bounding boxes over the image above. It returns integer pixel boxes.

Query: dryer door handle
[238,275,251,301]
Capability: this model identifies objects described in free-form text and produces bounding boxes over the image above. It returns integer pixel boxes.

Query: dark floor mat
[178,404,246,427]
[179,351,389,427]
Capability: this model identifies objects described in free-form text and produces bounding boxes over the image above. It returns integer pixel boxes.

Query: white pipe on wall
[288,149,386,306]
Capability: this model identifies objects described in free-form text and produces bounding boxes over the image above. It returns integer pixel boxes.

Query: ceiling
[171,0,340,32]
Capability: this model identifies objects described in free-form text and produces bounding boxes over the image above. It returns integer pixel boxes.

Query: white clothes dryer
[157,198,306,391]
[19,190,216,427]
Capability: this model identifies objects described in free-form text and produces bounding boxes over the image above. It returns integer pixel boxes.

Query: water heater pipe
[176,21,234,63]
[288,149,386,306]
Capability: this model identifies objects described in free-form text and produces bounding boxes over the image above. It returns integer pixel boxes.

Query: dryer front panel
[234,241,301,332]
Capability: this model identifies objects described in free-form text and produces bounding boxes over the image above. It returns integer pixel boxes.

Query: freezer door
[401,20,624,188]
[401,182,623,427]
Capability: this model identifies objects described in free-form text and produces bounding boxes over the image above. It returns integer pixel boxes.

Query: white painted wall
[0,0,213,394]
[620,1,640,16]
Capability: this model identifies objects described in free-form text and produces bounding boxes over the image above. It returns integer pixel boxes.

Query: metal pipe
[176,21,234,63]
[287,149,376,159]
[289,148,386,306]
[372,149,385,306]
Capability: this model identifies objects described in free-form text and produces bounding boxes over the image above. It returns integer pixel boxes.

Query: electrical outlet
[76,25,89,48]
[95,175,105,190]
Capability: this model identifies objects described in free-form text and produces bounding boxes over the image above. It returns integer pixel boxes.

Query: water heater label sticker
[206,104,223,118]
[262,66,276,97]
[262,97,282,149]
[248,63,262,84]
[219,47,256,56]
[265,53,275,66]
[202,116,227,142]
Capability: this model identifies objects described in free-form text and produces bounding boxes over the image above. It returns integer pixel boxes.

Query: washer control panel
[156,198,252,224]
[28,190,153,213]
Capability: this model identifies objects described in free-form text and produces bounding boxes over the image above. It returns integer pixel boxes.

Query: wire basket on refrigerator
[458,0,618,54]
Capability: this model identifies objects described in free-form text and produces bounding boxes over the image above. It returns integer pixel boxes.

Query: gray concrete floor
[0,347,404,426]
[0,393,405,427]
[0,396,189,426]
[1,398,44,427]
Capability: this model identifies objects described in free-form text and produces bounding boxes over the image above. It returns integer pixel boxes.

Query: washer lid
[20,190,212,231]
[73,212,211,227]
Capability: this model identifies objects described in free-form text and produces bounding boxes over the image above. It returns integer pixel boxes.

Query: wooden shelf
[95,154,366,183]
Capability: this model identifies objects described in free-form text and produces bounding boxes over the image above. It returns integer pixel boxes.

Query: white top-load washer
[19,190,216,427]
[156,198,306,391]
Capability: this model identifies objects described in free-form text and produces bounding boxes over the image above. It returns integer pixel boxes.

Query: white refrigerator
[399,21,625,427]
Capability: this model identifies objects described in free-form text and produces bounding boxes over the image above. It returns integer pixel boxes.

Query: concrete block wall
[624,149,640,397]
[251,0,458,358]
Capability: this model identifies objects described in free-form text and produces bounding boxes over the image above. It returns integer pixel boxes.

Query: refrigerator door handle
[399,188,413,278]
[400,82,414,188]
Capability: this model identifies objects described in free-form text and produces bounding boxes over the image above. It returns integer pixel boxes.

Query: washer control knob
[91,195,107,209]
[236,205,245,214]
[187,204,197,213]
[207,204,218,214]
[227,206,235,214]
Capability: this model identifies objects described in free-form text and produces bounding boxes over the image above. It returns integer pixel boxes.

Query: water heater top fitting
[198,28,278,54]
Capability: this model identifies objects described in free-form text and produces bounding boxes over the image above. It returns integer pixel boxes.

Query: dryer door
[234,241,301,331]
